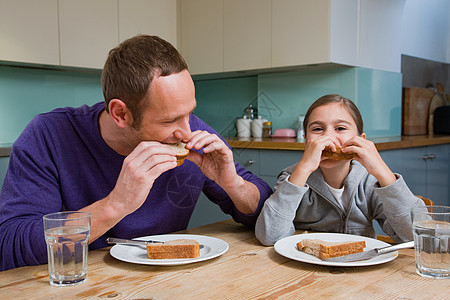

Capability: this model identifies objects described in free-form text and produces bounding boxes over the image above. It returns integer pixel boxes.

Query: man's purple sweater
[0,103,272,271]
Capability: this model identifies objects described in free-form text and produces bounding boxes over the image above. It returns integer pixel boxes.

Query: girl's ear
[108,99,133,128]
[361,133,366,139]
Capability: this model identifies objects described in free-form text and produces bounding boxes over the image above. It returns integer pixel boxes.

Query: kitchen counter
[0,143,12,157]
[226,134,450,151]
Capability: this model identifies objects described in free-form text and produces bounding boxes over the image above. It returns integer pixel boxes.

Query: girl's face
[306,102,360,144]
[306,102,361,167]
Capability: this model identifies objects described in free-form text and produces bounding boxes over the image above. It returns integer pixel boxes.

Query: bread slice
[166,142,189,166]
[297,239,366,259]
[146,239,200,259]
[322,146,355,160]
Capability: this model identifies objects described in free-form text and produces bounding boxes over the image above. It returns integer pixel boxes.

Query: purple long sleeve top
[0,102,272,271]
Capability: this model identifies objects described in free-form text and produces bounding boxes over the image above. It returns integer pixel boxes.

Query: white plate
[110,234,229,266]
[274,233,398,267]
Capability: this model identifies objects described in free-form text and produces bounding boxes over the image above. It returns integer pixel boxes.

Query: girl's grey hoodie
[255,161,424,246]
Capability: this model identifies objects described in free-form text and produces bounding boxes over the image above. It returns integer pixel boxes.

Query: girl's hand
[342,136,396,186]
[289,136,340,186]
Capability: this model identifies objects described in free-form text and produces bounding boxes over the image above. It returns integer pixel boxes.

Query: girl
[255,94,424,246]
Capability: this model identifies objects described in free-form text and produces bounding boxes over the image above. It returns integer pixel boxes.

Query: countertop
[1,219,448,299]
[1,135,449,157]
[226,134,450,151]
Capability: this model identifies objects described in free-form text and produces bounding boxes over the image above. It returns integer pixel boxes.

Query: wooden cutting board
[402,87,434,135]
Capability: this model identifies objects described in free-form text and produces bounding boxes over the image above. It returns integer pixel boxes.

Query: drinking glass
[43,211,91,286]
[411,205,450,279]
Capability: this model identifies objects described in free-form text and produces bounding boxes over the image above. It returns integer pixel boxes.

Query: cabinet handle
[420,154,437,160]
[246,160,255,165]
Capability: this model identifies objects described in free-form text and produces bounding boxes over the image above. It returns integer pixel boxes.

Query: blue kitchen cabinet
[259,149,303,188]
[381,144,449,206]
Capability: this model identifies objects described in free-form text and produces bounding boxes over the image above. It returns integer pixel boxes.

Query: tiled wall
[196,66,403,138]
[0,63,417,145]
[0,65,102,144]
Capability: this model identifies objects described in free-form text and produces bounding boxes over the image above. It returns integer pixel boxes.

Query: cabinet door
[271,0,330,67]
[425,144,449,206]
[232,148,259,176]
[180,0,223,75]
[223,0,271,72]
[0,0,59,65]
[59,0,119,69]
[259,149,302,187]
[118,0,177,47]
[398,146,427,197]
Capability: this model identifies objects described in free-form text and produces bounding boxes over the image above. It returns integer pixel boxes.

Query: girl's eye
[336,126,347,131]
[311,127,322,132]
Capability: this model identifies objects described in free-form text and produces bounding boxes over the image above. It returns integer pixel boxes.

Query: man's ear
[108,99,133,128]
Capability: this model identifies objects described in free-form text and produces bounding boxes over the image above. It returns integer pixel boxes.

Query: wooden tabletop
[1,220,448,299]
[225,134,450,151]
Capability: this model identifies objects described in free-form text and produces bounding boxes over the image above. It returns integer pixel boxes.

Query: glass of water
[43,211,91,286]
[411,206,450,279]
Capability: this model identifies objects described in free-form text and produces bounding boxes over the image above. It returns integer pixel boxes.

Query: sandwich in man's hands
[166,142,189,166]
[297,239,366,259]
[322,145,355,160]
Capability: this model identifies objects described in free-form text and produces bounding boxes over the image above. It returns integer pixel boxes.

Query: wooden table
[1,220,448,299]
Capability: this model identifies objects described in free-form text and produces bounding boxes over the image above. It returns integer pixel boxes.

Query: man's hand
[185,130,260,214]
[185,130,237,188]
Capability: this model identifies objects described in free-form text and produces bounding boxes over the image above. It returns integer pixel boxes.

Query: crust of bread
[146,239,200,259]
[322,146,355,160]
[166,142,189,166]
[297,239,366,259]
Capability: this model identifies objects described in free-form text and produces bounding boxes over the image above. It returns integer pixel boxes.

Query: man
[0,35,272,271]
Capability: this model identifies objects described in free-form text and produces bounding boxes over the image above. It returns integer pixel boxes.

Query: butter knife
[106,237,164,245]
[106,237,204,249]
[323,241,414,262]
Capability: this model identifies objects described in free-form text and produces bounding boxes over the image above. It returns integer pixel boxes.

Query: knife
[323,240,414,262]
[106,237,204,249]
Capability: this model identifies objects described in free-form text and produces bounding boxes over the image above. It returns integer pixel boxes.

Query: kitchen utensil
[106,237,204,248]
[323,241,414,262]
[244,104,257,120]
[402,87,434,135]
[271,128,296,138]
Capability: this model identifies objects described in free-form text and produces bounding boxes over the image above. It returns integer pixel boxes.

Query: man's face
[123,69,196,148]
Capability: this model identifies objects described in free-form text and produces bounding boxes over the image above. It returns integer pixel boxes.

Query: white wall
[401,0,450,63]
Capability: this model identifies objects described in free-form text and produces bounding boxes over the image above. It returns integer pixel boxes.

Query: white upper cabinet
[180,0,224,75]
[0,0,59,65]
[223,0,271,72]
[118,0,177,48]
[59,0,119,69]
[272,0,331,68]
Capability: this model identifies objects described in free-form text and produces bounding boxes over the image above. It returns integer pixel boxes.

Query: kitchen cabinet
[381,144,449,206]
[0,0,177,69]
[0,0,59,65]
[59,0,118,69]
[180,0,404,75]
[118,0,178,47]
[179,0,223,75]
[223,0,271,72]
[180,0,271,75]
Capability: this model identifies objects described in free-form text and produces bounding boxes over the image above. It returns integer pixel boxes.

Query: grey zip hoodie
[255,161,424,246]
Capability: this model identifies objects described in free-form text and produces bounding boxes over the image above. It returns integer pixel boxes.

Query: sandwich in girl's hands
[255,94,425,246]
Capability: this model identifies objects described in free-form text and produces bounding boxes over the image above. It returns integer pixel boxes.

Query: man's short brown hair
[101,35,188,128]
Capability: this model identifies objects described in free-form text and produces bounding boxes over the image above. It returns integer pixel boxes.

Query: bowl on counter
[271,128,297,138]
